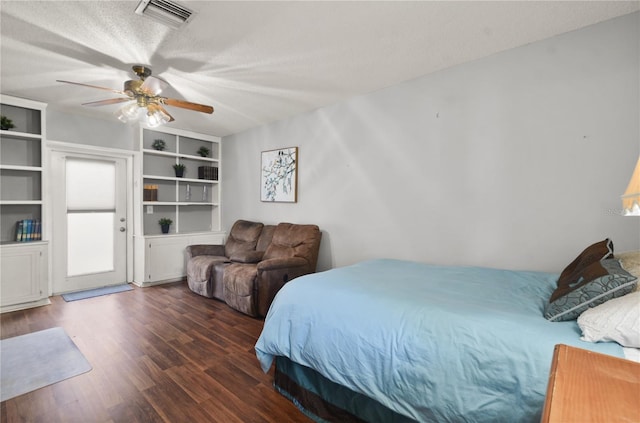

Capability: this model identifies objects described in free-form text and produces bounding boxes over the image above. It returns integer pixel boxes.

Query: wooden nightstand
[541,344,640,422]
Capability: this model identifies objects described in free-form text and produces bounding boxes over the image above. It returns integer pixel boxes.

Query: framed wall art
[261,147,298,202]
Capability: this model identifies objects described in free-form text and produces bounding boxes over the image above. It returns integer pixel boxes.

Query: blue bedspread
[255,259,624,422]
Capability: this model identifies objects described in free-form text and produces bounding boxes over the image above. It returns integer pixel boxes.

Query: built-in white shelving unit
[0,94,50,312]
[133,126,225,286]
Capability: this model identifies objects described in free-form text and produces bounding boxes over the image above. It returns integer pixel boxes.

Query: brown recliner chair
[186,220,265,298]
[223,222,322,317]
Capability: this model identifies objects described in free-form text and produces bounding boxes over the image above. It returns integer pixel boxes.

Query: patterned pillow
[544,258,637,322]
[550,239,614,303]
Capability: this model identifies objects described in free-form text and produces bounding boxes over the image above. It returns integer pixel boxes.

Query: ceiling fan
[57,65,213,127]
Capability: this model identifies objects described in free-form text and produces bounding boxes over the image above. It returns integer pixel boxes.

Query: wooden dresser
[541,344,640,422]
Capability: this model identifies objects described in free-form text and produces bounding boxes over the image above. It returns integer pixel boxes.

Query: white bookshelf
[0,94,50,312]
[133,125,224,286]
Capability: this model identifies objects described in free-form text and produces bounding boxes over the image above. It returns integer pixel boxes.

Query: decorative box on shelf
[198,166,218,181]
[143,184,158,201]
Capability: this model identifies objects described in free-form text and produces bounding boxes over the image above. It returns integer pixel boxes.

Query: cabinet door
[1,244,47,306]
[145,237,187,282]
[144,233,225,283]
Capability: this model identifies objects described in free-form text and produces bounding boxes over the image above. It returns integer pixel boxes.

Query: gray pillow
[544,259,637,322]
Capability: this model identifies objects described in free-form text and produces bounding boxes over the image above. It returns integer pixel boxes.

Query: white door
[50,152,127,293]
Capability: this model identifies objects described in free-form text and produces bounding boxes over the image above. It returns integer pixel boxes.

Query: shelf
[142,231,220,239]
[0,240,47,246]
[0,130,42,140]
[0,200,43,205]
[142,148,219,163]
[145,202,219,207]
[142,174,218,184]
[0,165,43,172]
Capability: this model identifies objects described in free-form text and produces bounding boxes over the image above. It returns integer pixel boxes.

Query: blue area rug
[62,284,133,302]
[0,327,92,401]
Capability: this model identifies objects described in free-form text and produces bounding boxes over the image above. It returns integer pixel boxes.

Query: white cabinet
[0,242,50,312]
[1,95,50,312]
[133,232,225,286]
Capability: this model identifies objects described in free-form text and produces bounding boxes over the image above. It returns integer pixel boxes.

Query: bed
[255,250,638,422]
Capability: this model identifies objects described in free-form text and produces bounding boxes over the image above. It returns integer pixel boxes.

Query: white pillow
[577,291,640,348]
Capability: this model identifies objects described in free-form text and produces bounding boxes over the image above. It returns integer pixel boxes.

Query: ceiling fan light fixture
[123,102,141,118]
[115,101,142,123]
[146,114,163,127]
[134,0,195,29]
[146,103,171,127]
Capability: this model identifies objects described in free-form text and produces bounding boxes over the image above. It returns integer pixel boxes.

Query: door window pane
[66,158,115,210]
[67,212,114,276]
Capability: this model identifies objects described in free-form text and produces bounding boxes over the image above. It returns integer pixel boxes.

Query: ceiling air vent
[135,0,195,29]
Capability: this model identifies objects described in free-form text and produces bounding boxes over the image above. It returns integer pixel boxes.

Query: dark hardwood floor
[0,282,312,423]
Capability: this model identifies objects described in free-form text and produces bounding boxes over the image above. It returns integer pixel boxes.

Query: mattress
[255,259,625,422]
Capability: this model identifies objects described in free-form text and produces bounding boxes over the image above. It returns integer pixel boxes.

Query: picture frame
[261,147,298,202]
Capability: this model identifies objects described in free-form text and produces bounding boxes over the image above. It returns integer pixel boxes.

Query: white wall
[222,13,640,273]
[47,108,135,150]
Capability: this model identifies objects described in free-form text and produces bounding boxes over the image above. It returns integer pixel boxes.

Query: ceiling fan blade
[161,97,214,114]
[57,80,128,96]
[82,98,132,107]
[140,76,168,96]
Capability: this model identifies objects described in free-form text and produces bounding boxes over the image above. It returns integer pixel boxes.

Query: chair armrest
[257,257,307,272]
[230,250,265,264]
[256,257,312,317]
[186,244,225,259]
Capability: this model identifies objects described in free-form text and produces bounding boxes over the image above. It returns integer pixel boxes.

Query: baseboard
[131,277,186,288]
[0,298,51,314]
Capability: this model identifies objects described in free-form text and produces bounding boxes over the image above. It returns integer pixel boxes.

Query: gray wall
[222,13,640,273]
[47,108,135,150]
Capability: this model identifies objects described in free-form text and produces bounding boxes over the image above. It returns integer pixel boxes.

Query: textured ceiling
[1,1,638,137]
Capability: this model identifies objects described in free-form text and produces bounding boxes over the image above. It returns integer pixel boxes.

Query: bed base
[274,356,415,423]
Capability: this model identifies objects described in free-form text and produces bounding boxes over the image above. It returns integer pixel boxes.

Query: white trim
[47,140,139,157]
[0,94,47,110]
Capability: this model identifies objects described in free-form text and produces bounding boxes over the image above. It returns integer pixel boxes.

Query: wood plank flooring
[0,282,312,423]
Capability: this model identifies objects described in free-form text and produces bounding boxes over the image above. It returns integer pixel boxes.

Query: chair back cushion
[225,220,264,257]
[257,225,276,252]
[263,223,322,271]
